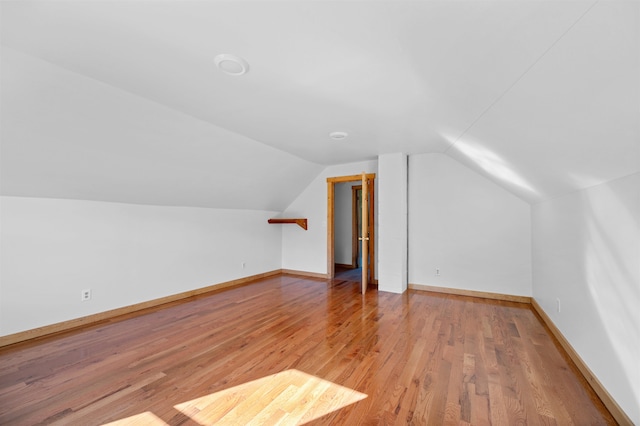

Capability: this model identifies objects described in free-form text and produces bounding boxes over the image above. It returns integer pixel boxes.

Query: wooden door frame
[327,174,376,280]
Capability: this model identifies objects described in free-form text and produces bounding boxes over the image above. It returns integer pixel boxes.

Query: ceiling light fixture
[329,131,348,140]
[214,54,250,76]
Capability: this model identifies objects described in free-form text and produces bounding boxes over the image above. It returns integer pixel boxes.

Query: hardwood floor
[334,265,362,282]
[0,274,615,425]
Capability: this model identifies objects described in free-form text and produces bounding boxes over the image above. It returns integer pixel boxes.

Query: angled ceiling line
[0,45,320,167]
[443,0,600,155]
[531,170,640,206]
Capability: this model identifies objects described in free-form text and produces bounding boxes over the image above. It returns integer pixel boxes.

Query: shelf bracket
[267,218,308,230]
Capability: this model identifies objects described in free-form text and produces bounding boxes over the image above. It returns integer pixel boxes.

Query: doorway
[333,183,361,270]
[327,173,375,293]
[352,184,362,270]
[333,183,361,281]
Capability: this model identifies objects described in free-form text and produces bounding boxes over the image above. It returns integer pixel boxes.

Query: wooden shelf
[268,218,308,230]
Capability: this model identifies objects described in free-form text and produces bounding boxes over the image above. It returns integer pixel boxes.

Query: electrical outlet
[556,298,561,313]
[81,289,92,301]
[435,268,440,276]
[241,262,246,269]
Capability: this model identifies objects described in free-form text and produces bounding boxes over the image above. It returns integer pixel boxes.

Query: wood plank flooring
[0,274,615,425]
[334,265,362,282]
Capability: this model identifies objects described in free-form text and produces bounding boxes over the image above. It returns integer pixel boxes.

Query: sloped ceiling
[1,47,322,210]
[1,0,638,207]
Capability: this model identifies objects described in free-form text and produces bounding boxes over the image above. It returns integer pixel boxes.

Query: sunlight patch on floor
[103,411,168,425]
[103,369,366,425]
[174,369,367,425]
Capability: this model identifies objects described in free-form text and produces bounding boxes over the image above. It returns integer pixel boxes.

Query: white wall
[334,182,354,266]
[378,153,408,293]
[0,196,282,336]
[532,173,640,424]
[281,160,377,275]
[408,153,532,296]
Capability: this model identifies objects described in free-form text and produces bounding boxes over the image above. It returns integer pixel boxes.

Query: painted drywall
[1,47,323,211]
[408,153,532,296]
[532,173,640,424]
[334,182,355,266]
[0,196,282,336]
[281,160,377,275]
[378,153,408,293]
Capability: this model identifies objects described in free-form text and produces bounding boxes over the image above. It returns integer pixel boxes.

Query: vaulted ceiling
[1,1,638,209]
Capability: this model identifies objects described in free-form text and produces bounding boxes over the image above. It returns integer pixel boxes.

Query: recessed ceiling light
[329,131,348,140]
[214,54,250,76]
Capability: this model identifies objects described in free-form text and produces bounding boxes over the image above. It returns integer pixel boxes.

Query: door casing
[326,173,376,286]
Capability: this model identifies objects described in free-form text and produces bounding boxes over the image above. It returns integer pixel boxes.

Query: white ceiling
[1,0,638,208]
[0,47,323,210]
